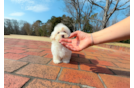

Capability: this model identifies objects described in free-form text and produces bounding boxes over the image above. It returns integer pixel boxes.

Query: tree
[46,16,62,35]
[82,21,93,33]
[20,26,27,35]
[104,10,119,27]
[61,15,74,32]
[44,15,74,36]
[63,0,90,31]
[19,20,27,35]
[124,7,130,17]
[41,24,48,36]
[23,22,32,35]
[4,19,14,34]
[12,19,19,34]
[111,17,118,25]
[4,19,8,35]
[82,13,98,33]
[88,0,130,29]
[4,21,10,35]
[36,20,42,26]
[45,22,53,36]
[82,2,95,32]
[32,20,42,36]
[4,18,28,35]
[63,0,98,32]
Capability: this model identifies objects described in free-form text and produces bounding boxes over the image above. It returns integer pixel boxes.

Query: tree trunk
[78,22,81,31]
[101,22,107,29]
[73,23,76,32]
[101,0,109,29]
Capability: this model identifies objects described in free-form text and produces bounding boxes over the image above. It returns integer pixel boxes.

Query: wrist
[90,33,94,45]
[87,33,97,46]
[90,31,100,45]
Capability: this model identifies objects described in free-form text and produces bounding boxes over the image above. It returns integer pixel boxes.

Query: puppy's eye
[57,32,59,34]
[64,31,66,33]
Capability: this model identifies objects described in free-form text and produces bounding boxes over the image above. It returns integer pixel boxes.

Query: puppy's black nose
[62,35,64,38]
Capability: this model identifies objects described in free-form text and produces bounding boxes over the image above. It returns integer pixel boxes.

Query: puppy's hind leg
[62,55,71,63]
[53,55,62,64]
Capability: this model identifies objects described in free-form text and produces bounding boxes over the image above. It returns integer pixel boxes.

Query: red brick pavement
[4,38,130,88]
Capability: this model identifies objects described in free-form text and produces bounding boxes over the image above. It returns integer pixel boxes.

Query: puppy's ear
[50,31,56,40]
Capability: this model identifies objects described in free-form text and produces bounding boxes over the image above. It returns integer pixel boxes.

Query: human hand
[59,31,93,51]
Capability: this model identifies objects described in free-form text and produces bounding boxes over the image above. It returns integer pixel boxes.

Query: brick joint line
[56,67,63,81]
[106,67,116,75]
[80,85,96,88]
[21,78,34,88]
[4,38,130,88]
[42,53,48,57]
[4,71,90,87]
[97,74,107,88]
[78,62,81,70]
[46,59,53,65]
[11,63,30,73]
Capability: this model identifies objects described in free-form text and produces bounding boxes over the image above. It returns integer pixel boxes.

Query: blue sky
[4,0,68,24]
[4,0,129,24]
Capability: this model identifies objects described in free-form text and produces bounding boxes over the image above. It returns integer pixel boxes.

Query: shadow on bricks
[70,53,130,77]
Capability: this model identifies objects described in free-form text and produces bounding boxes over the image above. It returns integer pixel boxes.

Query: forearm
[92,16,130,45]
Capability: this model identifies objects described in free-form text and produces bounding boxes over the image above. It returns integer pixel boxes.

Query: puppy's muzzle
[62,35,64,38]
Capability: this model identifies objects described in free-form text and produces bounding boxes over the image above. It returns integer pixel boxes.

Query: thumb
[69,31,79,38]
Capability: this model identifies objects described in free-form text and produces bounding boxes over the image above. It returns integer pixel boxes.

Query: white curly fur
[50,23,72,64]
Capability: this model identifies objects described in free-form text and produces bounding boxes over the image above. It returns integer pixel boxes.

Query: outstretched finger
[60,42,73,50]
[60,38,72,43]
[69,44,82,52]
[67,45,79,51]
[69,31,79,38]
[60,42,71,47]
[61,42,81,52]
[60,42,70,49]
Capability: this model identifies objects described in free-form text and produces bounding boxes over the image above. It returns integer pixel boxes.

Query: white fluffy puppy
[50,23,72,64]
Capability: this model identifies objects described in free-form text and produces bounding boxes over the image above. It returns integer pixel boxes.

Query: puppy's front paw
[53,60,61,64]
[62,59,70,63]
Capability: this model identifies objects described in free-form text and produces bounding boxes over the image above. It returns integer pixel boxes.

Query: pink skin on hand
[59,31,92,52]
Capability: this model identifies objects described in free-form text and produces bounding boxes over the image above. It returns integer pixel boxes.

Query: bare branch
[112,0,119,12]
[66,4,76,18]
[82,3,93,18]
[118,0,130,8]
[109,0,113,5]
[116,5,130,10]
[64,0,77,20]
[88,0,104,10]
[107,0,119,20]
[109,0,114,8]
[90,18,103,24]
[88,4,93,16]
[80,0,86,12]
